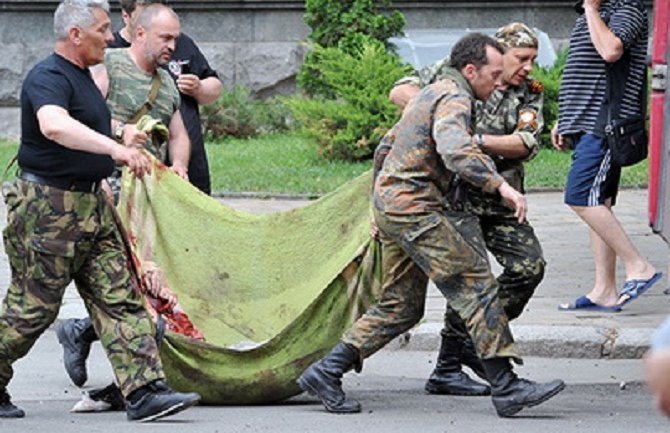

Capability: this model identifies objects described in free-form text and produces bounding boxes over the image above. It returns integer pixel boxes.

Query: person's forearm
[167,111,191,167]
[479,134,530,159]
[194,77,222,106]
[585,4,624,62]
[389,84,420,110]
[38,105,117,156]
[169,135,190,168]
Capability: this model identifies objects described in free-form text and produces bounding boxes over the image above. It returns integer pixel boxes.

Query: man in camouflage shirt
[297,33,564,418]
[388,23,546,397]
[94,2,190,199]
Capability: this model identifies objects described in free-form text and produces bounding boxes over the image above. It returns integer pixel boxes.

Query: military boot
[483,358,565,417]
[296,342,361,413]
[56,317,98,387]
[460,336,488,380]
[0,388,25,418]
[425,335,490,396]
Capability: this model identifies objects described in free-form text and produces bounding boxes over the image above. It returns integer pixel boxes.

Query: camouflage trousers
[343,208,520,363]
[0,179,164,397]
[442,191,545,340]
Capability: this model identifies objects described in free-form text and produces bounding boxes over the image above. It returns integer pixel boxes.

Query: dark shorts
[564,133,621,207]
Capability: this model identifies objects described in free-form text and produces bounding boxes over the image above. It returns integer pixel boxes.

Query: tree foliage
[298,0,405,97]
[288,41,411,160]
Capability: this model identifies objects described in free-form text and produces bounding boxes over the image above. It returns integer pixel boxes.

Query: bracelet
[474,133,485,147]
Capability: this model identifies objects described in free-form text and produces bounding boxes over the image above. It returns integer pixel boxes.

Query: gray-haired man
[0,0,199,421]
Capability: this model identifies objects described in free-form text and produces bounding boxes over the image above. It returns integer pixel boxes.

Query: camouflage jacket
[395,56,544,192]
[104,48,181,161]
[374,67,504,215]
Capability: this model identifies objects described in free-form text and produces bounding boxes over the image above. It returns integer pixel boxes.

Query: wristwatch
[474,133,485,148]
[114,121,126,141]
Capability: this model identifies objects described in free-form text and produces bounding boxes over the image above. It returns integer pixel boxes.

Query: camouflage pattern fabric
[395,57,544,193]
[441,202,545,340]
[104,48,180,162]
[390,46,546,330]
[476,80,544,192]
[494,22,538,49]
[343,209,520,363]
[0,179,164,397]
[104,48,180,199]
[460,193,545,320]
[374,67,505,215]
[394,56,451,89]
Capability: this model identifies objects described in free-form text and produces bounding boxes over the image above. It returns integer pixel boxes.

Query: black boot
[0,388,24,418]
[460,336,488,381]
[126,380,200,422]
[425,336,490,396]
[483,358,565,417]
[56,317,98,387]
[296,342,361,413]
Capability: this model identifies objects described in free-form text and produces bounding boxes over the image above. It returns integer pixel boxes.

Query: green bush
[532,50,567,146]
[303,0,404,48]
[287,40,412,160]
[298,0,405,97]
[201,85,291,140]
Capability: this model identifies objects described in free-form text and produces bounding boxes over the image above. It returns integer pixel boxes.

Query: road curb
[384,322,653,359]
[209,186,649,201]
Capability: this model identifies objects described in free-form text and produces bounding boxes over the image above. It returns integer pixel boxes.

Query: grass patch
[525,148,648,190]
[0,136,650,194]
[206,133,372,195]
[0,140,18,176]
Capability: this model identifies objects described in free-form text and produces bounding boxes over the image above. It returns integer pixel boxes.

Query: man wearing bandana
[388,23,546,397]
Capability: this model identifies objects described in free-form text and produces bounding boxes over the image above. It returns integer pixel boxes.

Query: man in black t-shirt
[0,0,199,422]
[109,0,222,195]
[55,0,220,395]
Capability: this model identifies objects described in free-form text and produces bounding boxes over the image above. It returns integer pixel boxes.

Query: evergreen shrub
[287,40,411,160]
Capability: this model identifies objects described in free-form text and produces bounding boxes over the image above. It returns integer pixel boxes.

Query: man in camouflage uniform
[297,33,564,418]
[0,0,199,421]
[55,3,191,390]
[388,23,546,397]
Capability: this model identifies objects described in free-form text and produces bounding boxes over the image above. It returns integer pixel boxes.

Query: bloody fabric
[117,158,382,404]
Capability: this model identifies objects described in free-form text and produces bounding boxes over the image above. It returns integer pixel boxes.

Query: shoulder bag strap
[129,72,162,124]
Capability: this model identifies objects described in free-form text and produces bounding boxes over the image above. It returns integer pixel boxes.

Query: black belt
[19,171,101,193]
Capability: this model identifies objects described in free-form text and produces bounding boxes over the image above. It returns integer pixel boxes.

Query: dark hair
[449,33,504,71]
[119,0,167,14]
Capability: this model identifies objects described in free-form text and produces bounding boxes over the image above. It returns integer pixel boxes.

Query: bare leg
[586,226,619,306]
[570,202,656,305]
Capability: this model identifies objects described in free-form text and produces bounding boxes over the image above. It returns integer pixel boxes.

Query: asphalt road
[3,330,668,433]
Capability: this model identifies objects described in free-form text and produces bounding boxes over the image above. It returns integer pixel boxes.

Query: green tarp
[118,160,382,405]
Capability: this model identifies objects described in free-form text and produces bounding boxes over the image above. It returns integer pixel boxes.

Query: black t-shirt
[19,53,115,181]
[109,31,219,194]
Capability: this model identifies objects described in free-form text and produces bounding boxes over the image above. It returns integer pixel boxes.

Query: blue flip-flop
[618,272,663,307]
[558,296,622,312]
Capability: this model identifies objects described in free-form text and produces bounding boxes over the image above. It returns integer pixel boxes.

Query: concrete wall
[0,1,652,138]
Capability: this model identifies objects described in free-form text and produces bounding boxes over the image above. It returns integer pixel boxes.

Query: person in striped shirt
[552,0,661,312]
